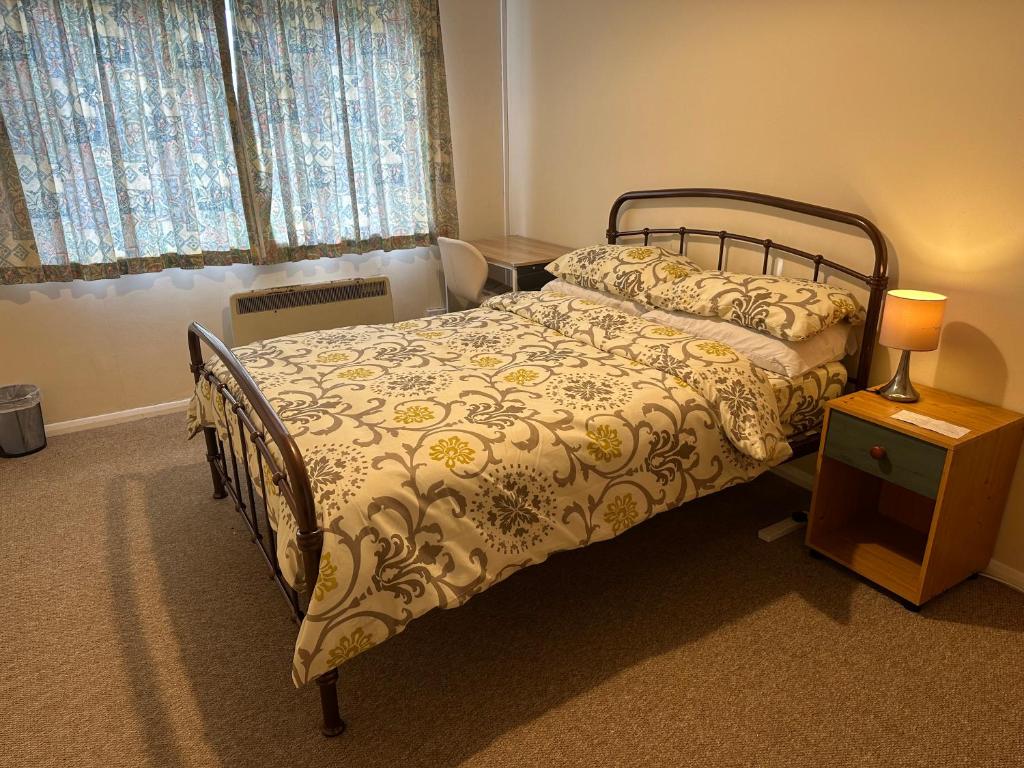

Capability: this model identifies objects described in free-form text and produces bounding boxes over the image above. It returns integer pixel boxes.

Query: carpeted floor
[1,414,1022,768]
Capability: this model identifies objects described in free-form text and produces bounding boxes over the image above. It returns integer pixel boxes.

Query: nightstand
[806,384,1024,608]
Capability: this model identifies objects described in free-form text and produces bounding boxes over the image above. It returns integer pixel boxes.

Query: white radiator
[229,277,394,345]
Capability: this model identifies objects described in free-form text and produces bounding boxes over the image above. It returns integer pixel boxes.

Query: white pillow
[541,278,647,315]
[643,308,856,378]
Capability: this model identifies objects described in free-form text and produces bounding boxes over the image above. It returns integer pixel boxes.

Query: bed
[186,188,888,736]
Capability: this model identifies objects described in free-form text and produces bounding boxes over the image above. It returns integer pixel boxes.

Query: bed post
[316,669,346,737]
[188,327,227,499]
[296,526,346,737]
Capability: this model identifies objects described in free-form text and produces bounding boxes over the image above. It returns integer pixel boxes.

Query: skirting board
[46,398,190,436]
[982,560,1024,594]
[770,463,815,491]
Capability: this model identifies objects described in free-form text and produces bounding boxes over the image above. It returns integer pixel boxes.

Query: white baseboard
[982,559,1024,594]
[46,398,190,436]
[770,463,815,491]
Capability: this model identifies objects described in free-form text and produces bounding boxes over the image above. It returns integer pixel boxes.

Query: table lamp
[875,289,947,403]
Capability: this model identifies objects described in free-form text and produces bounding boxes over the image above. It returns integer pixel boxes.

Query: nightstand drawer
[823,410,947,498]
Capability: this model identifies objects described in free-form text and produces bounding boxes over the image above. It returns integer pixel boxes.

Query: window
[0,0,250,281]
[0,0,456,284]
[230,0,457,258]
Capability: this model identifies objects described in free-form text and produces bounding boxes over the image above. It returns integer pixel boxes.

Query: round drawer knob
[869,445,887,460]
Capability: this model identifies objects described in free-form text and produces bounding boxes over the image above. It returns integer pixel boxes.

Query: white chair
[438,237,507,310]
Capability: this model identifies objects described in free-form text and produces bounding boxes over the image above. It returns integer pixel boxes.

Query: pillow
[644,271,864,341]
[643,308,857,378]
[541,278,647,315]
[545,244,702,301]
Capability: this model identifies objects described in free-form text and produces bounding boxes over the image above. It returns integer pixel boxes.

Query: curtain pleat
[0,109,41,282]
[410,0,458,244]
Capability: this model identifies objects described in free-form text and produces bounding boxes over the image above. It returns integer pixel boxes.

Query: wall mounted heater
[229,276,394,346]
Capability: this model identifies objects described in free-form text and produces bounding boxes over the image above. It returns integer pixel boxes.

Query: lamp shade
[878,289,947,351]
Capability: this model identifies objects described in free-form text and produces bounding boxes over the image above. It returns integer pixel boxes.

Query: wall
[439,0,505,240]
[505,0,1024,572]
[0,252,443,424]
[0,0,504,426]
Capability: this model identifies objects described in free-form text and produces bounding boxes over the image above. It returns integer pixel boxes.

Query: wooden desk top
[469,235,570,268]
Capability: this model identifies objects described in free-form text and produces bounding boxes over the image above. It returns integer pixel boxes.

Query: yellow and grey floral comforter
[188,290,794,685]
[769,361,847,437]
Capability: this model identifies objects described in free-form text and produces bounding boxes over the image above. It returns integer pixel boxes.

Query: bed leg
[317,669,346,738]
[201,425,227,499]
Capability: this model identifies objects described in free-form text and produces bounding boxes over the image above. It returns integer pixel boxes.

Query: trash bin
[0,384,47,458]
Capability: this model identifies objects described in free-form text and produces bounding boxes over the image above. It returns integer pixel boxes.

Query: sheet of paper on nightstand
[891,409,971,439]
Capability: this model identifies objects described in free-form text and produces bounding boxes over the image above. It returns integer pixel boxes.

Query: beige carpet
[1,414,1022,768]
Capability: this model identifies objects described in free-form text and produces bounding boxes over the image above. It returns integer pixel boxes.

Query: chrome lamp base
[875,349,919,403]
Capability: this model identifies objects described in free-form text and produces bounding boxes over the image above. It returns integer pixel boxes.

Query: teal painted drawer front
[824,411,947,498]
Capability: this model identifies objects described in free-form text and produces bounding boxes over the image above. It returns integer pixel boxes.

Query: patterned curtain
[231,0,458,261]
[0,110,39,277]
[0,0,251,283]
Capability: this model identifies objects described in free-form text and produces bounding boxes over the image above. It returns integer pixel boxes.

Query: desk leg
[510,265,518,292]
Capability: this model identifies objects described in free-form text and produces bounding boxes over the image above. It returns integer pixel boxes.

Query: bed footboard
[186,322,345,737]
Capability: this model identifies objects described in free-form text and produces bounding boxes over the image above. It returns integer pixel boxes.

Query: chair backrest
[438,237,489,306]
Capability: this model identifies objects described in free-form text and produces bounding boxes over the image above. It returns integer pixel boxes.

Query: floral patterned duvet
[188,290,793,685]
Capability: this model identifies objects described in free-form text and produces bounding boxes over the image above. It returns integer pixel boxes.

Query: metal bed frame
[186,188,888,737]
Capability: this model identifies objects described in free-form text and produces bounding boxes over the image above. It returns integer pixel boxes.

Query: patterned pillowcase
[645,271,864,342]
[545,244,703,301]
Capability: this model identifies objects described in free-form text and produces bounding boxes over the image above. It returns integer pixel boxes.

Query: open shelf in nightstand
[807,455,937,602]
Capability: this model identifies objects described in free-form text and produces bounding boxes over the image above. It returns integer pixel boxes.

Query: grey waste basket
[0,385,47,458]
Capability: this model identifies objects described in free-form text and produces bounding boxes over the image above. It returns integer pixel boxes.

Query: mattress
[766,361,848,437]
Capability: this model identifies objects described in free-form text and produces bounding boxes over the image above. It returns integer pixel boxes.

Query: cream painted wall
[505,0,1024,571]
[0,252,443,424]
[0,2,504,426]
[439,0,505,240]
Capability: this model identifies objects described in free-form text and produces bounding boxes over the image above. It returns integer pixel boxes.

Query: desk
[469,236,569,291]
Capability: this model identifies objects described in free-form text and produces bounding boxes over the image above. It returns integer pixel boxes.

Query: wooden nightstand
[806,384,1024,608]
